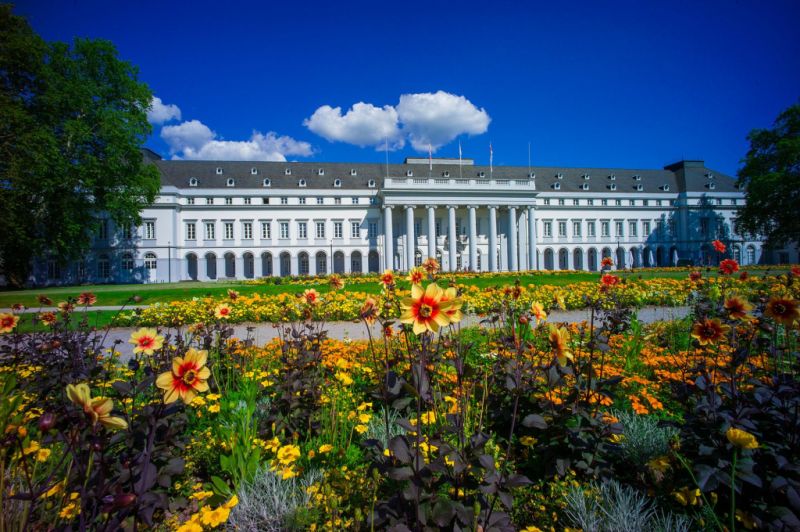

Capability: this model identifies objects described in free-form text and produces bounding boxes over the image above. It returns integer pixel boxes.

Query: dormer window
[442,171,450,177]
[251,167,258,175]
[608,174,616,181]
[528,172,535,178]
[263,178,271,187]
[553,182,561,190]
[580,183,589,191]
[708,183,716,190]
[633,174,641,181]
[406,170,414,177]
[582,174,590,180]
[189,177,198,187]
[226,178,235,187]
[478,171,485,178]
[334,179,341,188]
[661,184,670,191]
[318,168,325,176]
[350,169,357,176]
[608,183,617,191]
[705,172,714,179]
[556,173,564,179]
[368,179,376,188]
[635,184,644,191]
[285,168,291,175]
[298,179,307,187]
[216,167,223,175]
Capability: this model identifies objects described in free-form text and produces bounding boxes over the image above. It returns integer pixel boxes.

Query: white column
[235,255,244,280]
[427,205,436,260]
[344,252,351,274]
[383,206,393,271]
[527,206,537,270]
[488,206,498,272]
[508,207,518,271]
[405,205,415,271]
[468,206,478,271]
[448,206,457,272]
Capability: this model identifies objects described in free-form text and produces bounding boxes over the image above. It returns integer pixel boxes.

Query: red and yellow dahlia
[691,318,731,346]
[156,348,211,404]
[129,328,165,355]
[399,283,454,334]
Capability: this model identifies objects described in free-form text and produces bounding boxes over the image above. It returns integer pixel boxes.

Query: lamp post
[167,240,171,283]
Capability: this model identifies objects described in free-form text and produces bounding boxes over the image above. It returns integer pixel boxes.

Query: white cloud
[160,119,312,162]
[147,96,181,124]
[396,91,491,152]
[303,91,490,152]
[303,102,402,148]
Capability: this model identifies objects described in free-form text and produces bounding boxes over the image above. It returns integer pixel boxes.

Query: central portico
[380,162,538,272]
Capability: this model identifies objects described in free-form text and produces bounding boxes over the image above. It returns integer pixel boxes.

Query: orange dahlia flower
[76,292,97,306]
[360,297,380,325]
[408,267,425,285]
[712,239,726,253]
[719,259,739,275]
[329,274,344,290]
[422,257,440,274]
[764,297,800,327]
[39,312,56,326]
[548,325,573,366]
[156,348,211,404]
[691,318,731,346]
[399,283,455,334]
[129,328,165,355]
[303,289,320,305]
[66,383,128,430]
[601,257,614,268]
[0,313,19,334]
[601,274,620,287]
[380,269,395,287]
[724,296,753,320]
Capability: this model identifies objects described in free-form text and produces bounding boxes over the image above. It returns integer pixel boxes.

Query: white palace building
[31,149,796,285]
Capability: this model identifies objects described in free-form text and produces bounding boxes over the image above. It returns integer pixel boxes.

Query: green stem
[731,449,738,532]
[675,452,725,532]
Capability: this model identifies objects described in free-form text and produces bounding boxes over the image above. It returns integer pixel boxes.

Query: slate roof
[148,154,739,194]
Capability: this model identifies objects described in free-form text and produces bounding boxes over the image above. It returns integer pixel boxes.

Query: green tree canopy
[0,5,159,287]
[736,102,800,249]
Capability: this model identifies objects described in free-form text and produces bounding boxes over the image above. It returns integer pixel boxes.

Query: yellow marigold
[200,505,231,527]
[129,328,165,355]
[726,427,759,449]
[355,424,368,434]
[318,444,334,454]
[276,444,301,465]
[176,521,203,532]
[419,411,436,425]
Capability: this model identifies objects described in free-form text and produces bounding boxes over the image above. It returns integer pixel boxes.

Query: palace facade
[31,149,793,285]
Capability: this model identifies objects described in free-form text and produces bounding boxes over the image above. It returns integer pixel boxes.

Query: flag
[489,142,493,173]
[428,144,432,172]
[458,140,462,162]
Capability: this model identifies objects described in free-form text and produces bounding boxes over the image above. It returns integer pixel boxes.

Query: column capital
[383,204,394,210]
[403,204,416,210]
[425,204,436,210]
[487,204,498,211]
[467,204,478,210]
[446,204,458,211]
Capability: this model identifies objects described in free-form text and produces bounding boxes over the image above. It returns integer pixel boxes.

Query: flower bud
[114,493,136,507]
[38,413,56,432]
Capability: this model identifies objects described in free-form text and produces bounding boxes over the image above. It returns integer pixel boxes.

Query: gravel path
[87,305,689,359]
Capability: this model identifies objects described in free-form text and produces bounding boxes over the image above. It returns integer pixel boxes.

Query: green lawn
[0,267,785,309]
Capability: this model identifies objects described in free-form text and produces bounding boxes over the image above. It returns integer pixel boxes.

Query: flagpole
[489,142,493,178]
[385,137,389,178]
[428,143,432,179]
[458,140,463,180]
[527,141,531,176]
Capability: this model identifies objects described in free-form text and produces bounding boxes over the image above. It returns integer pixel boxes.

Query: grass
[0,267,785,309]
[11,310,121,333]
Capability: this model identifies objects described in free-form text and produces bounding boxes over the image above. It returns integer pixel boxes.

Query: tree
[0,5,159,287]
[736,102,800,249]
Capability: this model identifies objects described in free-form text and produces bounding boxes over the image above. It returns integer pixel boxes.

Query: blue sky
[13,0,800,175]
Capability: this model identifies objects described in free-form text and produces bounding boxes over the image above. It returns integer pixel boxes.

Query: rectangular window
[615,199,622,206]
[543,198,550,205]
[558,199,565,206]
[205,222,215,240]
[543,221,552,237]
[299,197,306,205]
[588,221,596,237]
[224,222,234,240]
[280,222,289,239]
[669,220,676,236]
[281,197,288,205]
[630,199,636,206]
[351,221,360,239]
[368,222,378,238]
[263,197,270,205]
[601,199,608,206]
[144,221,155,240]
[414,220,421,236]
[316,197,324,205]
[629,221,638,237]
[261,221,271,239]
[643,199,649,206]
[615,221,624,237]
[225,197,233,205]
[98,219,108,240]
[335,197,342,205]
[298,222,307,239]
[186,222,196,240]
[206,197,214,205]
[435,220,442,237]
[316,221,325,239]
[587,199,594,206]
[573,221,581,237]
[334,222,343,238]
[244,197,251,205]
[643,221,651,235]
[186,197,195,205]
[573,199,580,206]
[242,222,252,240]
[601,221,610,237]
[558,221,567,237]
[656,200,663,206]
[352,197,359,204]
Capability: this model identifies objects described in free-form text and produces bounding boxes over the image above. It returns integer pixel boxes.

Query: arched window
[746,245,756,265]
[414,250,422,267]
[144,253,157,270]
[122,253,134,271]
[299,252,309,275]
[98,254,111,278]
